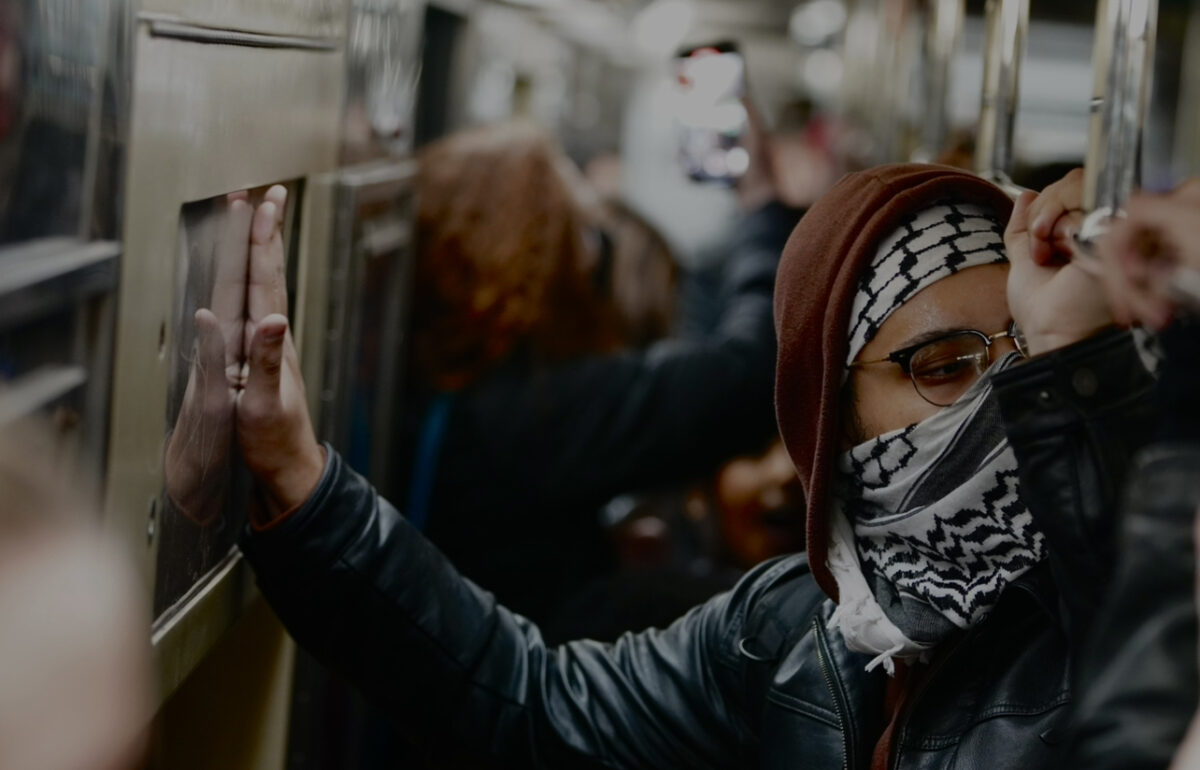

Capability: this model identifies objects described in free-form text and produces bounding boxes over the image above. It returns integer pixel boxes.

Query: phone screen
[674,44,749,183]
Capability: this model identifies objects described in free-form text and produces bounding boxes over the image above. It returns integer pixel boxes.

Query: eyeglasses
[849,320,1028,406]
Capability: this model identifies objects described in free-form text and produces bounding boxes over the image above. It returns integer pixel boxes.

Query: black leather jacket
[1066,320,1200,770]
[242,330,1155,769]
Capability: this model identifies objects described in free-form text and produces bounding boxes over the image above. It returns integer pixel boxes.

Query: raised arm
[212,186,780,768]
[242,447,770,768]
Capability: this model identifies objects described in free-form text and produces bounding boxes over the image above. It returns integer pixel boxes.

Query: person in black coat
[398,122,802,629]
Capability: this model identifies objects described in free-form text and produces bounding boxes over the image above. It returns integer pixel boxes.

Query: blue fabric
[406,392,454,533]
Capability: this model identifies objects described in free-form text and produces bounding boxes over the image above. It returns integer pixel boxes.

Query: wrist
[257,443,326,522]
[1024,323,1117,357]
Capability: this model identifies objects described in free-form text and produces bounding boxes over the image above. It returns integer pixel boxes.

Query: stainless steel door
[105,2,346,700]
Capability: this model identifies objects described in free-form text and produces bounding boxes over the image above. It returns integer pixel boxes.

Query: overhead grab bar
[917,0,964,162]
[1076,0,1200,310]
[1075,0,1158,269]
[1079,0,1158,242]
[973,0,1029,199]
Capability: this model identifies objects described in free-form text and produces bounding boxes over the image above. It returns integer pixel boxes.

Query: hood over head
[773,163,1014,600]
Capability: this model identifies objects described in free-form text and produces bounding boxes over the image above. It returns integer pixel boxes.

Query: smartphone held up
[674,42,749,184]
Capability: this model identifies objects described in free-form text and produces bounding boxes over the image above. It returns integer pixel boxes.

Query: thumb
[244,314,289,406]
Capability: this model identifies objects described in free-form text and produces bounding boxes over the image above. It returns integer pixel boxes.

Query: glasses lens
[909,334,989,406]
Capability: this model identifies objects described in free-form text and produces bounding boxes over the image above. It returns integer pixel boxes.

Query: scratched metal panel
[105,16,344,697]
[138,0,347,41]
[0,0,110,246]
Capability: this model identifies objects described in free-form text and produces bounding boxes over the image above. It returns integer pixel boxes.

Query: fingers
[1175,177,1200,202]
[243,314,289,415]
[1029,168,1084,236]
[1004,190,1037,254]
[1096,220,1135,326]
[1124,194,1200,272]
[247,187,289,327]
[211,195,253,369]
[1026,168,1084,265]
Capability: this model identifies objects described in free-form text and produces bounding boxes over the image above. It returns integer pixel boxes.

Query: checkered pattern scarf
[826,202,1046,674]
[845,201,1009,367]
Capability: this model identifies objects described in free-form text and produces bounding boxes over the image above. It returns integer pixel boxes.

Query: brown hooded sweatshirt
[773,162,1014,600]
[772,164,1015,767]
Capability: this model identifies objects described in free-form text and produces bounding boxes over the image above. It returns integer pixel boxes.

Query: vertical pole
[1079,0,1158,240]
[917,0,964,161]
[973,0,1028,194]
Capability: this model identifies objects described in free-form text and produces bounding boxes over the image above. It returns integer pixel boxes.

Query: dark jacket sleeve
[992,329,1157,655]
[1062,319,1200,770]
[242,448,810,769]
[450,202,799,507]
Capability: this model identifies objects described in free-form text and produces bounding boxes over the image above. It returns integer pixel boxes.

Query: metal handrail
[973,0,1029,198]
[1077,0,1158,262]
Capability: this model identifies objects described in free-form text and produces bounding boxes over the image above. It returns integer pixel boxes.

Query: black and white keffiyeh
[828,357,1046,673]
[845,201,1009,369]
[827,202,1047,675]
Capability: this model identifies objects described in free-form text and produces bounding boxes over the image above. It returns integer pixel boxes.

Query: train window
[155,181,301,618]
[0,0,107,247]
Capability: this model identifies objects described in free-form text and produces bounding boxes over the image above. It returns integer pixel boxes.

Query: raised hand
[1005,169,1114,356]
[1097,179,1200,330]
[235,185,325,524]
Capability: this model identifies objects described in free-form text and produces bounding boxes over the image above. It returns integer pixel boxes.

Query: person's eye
[912,353,980,383]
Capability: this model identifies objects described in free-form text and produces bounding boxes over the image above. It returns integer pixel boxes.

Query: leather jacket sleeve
[1063,319,1200,770]
[242,448,810,769]
[992,329,1157,656]
[1064,444,1200,770]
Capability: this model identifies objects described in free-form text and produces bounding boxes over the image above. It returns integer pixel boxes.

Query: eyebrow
[893,326,972,351]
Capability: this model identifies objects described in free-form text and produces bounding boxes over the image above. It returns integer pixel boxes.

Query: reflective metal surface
[0,0,110,246]
[138,0,346,40]
[156,185,300,619]
[0,238,119,493]
[343,0,425,162]
[974,0,1029,194]
[1079,0,1158,260]
[918,0,964,161]
[318,161,415,501]
[105,7,344,699]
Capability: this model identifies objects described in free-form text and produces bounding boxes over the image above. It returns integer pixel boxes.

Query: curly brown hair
[412,123,621,390]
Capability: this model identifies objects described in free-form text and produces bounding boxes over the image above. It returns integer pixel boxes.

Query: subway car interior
[2,0,1200,768]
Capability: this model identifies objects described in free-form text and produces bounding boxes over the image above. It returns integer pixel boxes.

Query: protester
[216,161,1161,768]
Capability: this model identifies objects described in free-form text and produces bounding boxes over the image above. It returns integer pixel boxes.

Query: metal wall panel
[137,0,346,41]
[0,0,110,246]
[106,11,345,699]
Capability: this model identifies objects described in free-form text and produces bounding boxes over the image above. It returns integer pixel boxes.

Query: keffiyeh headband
[844,201,1009,369]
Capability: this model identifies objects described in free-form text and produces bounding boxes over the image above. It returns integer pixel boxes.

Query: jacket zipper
[885,633,969,770]
[813,616,854,770]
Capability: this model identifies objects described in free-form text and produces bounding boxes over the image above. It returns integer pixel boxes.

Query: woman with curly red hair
[398,121,800,631]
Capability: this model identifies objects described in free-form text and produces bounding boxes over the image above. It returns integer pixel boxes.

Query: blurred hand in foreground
[1097,179,1200,330]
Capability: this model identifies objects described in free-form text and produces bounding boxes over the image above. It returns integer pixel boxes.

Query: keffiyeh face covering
[826,202,1047,674]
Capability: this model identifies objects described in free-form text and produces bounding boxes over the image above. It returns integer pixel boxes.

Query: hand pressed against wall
[235,186,325,523]
[165,185,324,528]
